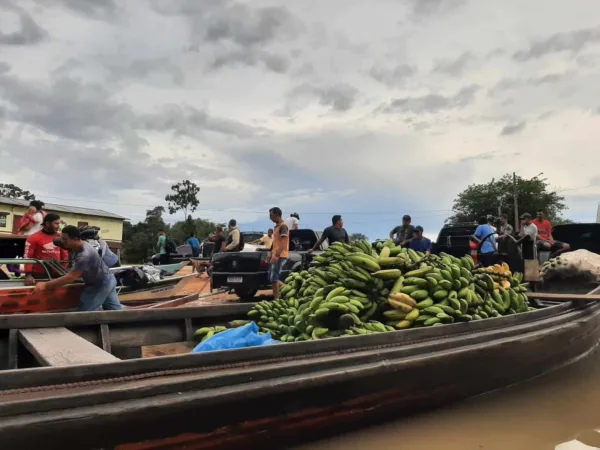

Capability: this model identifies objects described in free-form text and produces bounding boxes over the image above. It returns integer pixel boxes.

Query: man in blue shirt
[187,232,201,258]
[409,226,432,254]
[474,216,497,267]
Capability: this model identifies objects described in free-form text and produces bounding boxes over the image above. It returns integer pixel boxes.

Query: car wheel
[234,287,258,301]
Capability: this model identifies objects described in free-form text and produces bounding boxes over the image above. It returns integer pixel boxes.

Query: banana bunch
[540,255,569,281]
[241,240,535,342]
[194,325,228,342]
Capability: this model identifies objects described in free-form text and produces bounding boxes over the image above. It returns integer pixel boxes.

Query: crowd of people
[15,200,123,311]
[17,196,572,305]
[473,209,571,266]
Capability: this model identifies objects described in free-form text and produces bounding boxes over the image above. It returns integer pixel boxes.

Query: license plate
[227,276,243,283]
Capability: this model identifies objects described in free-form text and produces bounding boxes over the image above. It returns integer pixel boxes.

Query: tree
[448,173,567,225]
[165,180,200,221]
[350,233,369,242]
[0,183,36,200]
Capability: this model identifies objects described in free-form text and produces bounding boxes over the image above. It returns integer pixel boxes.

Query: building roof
[0,196,127,220]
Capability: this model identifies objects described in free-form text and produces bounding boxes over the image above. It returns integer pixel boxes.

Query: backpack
[165,239,177,254]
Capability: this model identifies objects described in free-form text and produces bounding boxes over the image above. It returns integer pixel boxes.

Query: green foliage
[165,180,200,221]
[0,184,36,200]
[121,207,219,264]
[448,174,568,225]
[350,232,368,242]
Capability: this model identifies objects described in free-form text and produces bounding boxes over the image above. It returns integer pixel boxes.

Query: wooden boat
[0,259,212,312]
[0,287,599,449]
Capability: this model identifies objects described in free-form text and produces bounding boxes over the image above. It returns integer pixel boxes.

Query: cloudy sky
[1,0,599,239]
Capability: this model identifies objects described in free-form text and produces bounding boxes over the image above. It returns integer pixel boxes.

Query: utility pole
[513,172,519,231]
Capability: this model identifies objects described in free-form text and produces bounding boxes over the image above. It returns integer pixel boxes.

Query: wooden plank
[126,293,200,310]
[527,292,600,301]
[8,329,18,370]
[141,341,196,358]
[184,318,194,341]
[0,304,255,330]
[100,324,111,353]
[18,327,120,367]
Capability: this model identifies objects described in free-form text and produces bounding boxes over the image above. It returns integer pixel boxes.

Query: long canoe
[0,288,598,449]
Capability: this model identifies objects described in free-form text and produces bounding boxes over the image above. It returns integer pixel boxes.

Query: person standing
[250,229,273,249]
[532,209,570,257]
[224,219,243,252]
[212,226,226,255]
[268,208,289,299]
[23,213,69,285]
[518,213,538,260]
[156,230,170,264]
[473,216,497,267]
[409,226,432,254]
[187,232,201,257]
[308,215,350,253]
[390,215,415,247]
[18,200,45,236]
[497,214,514,238]
[33,226,123,311]
[285,213,300,231]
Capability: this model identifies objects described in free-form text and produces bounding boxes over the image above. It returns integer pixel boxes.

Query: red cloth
[532,218,552,241]
[24,231,69,276]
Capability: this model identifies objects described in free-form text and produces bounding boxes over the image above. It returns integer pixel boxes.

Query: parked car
[149,244,191,265]
[551,223,600,254]
[210,229,327,300]
[432,222,478,258]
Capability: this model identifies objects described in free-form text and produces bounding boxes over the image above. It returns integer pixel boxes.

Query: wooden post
[513,172,519,231]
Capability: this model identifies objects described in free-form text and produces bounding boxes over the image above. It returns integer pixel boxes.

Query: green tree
[0,183,36,200]
[121,207,169,263]
[165,180,200,221]
[350,232,368,242]
[448,173,567,225]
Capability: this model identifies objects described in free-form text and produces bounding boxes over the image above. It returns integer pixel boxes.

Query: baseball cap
[403,214,411,221]
[520,213,532,219]
[415,225,424,232]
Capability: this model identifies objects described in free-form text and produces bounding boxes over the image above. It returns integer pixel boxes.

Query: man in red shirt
[23,213,69,285]
[532,209,571,257]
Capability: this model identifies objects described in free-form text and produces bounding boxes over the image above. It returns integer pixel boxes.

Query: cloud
[288,83,359,112]
[500,121,527,136]
[489,71,574,96]
[380,84,479,114]
[369,64,416,86]
[0,9,48,46]
[32,0,119,21]
[432,52,475,76]
[514,26,600,61]
[406,0,467,20]
[140,104,270,139]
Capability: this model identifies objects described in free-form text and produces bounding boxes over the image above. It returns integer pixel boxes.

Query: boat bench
[18,327,120,367]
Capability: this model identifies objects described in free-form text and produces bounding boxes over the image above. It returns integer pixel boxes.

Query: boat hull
[0,300,598,448]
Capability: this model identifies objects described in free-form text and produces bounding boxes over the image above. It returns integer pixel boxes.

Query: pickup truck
[210,229,326,300]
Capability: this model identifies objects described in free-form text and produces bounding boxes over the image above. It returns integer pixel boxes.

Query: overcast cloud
[1,0,600,237]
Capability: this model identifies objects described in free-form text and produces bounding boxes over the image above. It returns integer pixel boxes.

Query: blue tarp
[192,322,279,353]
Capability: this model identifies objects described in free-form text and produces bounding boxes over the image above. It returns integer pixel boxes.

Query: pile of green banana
[242,239,534,342]
[194,320,252,342]
[540,255,567,280]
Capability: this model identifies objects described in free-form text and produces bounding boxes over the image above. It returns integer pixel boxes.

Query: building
[0,196,127,255]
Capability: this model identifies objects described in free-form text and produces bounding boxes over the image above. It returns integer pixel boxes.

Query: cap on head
[415,225,424,232]
[521,213,532,220]
[291,212,300,220]
[402,215,411,221]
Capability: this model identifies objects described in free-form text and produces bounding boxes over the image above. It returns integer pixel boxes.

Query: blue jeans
[80,274,123,312]
[268,258,287,283]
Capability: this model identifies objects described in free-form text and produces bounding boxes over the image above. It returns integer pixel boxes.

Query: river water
[297,348,600,450]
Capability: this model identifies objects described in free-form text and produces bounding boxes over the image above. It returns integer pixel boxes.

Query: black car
[432,222,478,257]
[210,229,326,300]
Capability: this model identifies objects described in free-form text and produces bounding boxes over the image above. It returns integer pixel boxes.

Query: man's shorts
[538,241,567,252]
[268,258,287,283]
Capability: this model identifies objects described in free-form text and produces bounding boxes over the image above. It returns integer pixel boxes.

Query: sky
[1,0,600,241]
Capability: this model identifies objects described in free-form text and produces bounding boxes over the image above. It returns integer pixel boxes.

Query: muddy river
[296,347,600,450]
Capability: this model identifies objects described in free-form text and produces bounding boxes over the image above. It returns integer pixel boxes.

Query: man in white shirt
[518,213,538,260]
[285,213,300,231]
